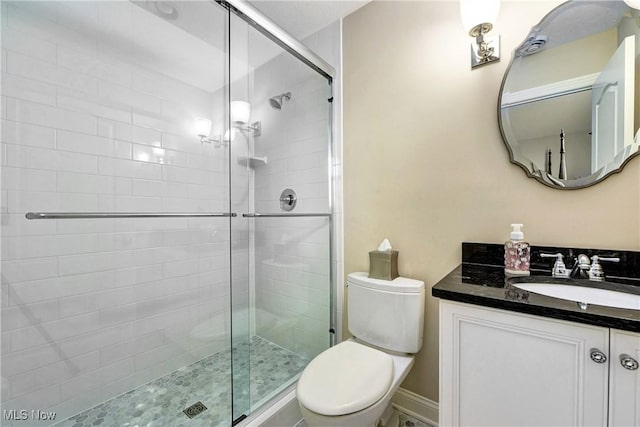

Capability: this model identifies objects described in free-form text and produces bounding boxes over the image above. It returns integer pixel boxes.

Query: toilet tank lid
[347,272,424,293]
[297,341,393,416]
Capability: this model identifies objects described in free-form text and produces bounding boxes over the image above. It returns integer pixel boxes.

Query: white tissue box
[369,250,399,280]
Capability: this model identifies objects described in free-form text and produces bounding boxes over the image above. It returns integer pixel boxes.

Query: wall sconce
[194,117,224,146]
[460,0,501,69]
[194,101,260,147]
[231,100,261,136]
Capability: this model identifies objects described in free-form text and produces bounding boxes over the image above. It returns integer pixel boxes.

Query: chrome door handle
[619,354,639,371]
[590,348,607,364]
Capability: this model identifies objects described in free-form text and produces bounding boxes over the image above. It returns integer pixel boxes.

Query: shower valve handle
[279,189,297,212]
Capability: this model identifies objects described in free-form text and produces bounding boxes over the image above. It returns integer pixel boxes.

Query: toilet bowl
[297,338,414,427]
[296,272,425,427]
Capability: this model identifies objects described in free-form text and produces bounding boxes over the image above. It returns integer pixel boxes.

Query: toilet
[296,272,425,427]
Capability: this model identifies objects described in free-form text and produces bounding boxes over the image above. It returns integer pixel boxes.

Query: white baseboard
[392,388,439,427]
[246,385,438,427]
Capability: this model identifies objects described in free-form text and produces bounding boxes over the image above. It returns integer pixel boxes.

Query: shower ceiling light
[154,1,178,19]
[460,0,501,69]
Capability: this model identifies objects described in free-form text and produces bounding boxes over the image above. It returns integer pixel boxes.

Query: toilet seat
[297,341,394,416]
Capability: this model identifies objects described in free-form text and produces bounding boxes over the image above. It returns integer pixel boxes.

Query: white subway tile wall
[1,1,235,423]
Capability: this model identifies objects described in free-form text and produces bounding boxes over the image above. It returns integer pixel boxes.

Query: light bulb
[231,101,251,124]
[194,117,212,138]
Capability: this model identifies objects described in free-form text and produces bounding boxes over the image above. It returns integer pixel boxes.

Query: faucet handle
[589,255,620,282]
[597,256,620,263]
[540,253,560,259]
[540,253,569,278]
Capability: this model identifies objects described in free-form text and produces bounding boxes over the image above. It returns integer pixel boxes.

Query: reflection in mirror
[499,1,640,189]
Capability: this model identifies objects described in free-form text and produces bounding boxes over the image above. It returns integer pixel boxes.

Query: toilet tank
[347,272,425,353]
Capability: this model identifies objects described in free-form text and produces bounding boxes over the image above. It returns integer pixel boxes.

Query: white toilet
[296,272,425,427]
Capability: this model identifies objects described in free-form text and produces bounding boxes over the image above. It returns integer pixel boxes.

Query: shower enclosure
[0,1,334,425]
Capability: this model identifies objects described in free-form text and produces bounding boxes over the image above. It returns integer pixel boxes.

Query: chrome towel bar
[24,212,331,220]
[242,213,331,218]
[25,212,237,220]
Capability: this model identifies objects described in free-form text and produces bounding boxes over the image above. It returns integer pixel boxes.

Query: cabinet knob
[590,348,607,364]
[619,354,639,371]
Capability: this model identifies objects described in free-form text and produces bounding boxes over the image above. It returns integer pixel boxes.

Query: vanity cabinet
[440,300,640,427]
[609,329,640,427]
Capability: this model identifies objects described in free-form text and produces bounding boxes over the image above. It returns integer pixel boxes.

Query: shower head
[269,92,291,110]
[269,98,281,110]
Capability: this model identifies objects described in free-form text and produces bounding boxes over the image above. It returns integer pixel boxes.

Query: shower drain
[183,401,208,418]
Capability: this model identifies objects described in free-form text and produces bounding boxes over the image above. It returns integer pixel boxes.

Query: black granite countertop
[432,243,640,333]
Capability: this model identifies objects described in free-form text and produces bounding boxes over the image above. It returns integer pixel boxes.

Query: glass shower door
[0,1,236,425]
[229,9,333,422]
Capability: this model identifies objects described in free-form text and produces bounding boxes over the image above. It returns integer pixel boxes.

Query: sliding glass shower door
[228,9,334,423]
[1,1,237,425]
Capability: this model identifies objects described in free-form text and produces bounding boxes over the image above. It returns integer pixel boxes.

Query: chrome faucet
[541,252,620,281]
[570,254,591,279]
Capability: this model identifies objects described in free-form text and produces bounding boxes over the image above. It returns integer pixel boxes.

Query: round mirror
[498,1,640,189]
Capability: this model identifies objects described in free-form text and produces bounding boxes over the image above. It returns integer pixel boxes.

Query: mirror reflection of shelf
[501,73,599,108]
[238,155,268,167]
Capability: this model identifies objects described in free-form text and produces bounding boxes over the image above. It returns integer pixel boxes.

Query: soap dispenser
[504,223,530,276]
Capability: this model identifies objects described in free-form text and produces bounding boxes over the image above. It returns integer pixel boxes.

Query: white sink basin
[512,282,640,311]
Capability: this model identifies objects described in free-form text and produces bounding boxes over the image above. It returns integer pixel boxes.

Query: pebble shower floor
[52,337,308,427]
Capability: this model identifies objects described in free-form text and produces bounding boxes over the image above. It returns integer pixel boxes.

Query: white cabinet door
[609,329,640,427]
[440,301,609,427]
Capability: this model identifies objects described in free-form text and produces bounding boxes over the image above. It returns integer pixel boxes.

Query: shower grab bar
[25,212,237,220]
[242,213,331,218]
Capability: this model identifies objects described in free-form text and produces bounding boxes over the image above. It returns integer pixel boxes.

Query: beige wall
[506,27,616,92]
[343,1,640,403]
